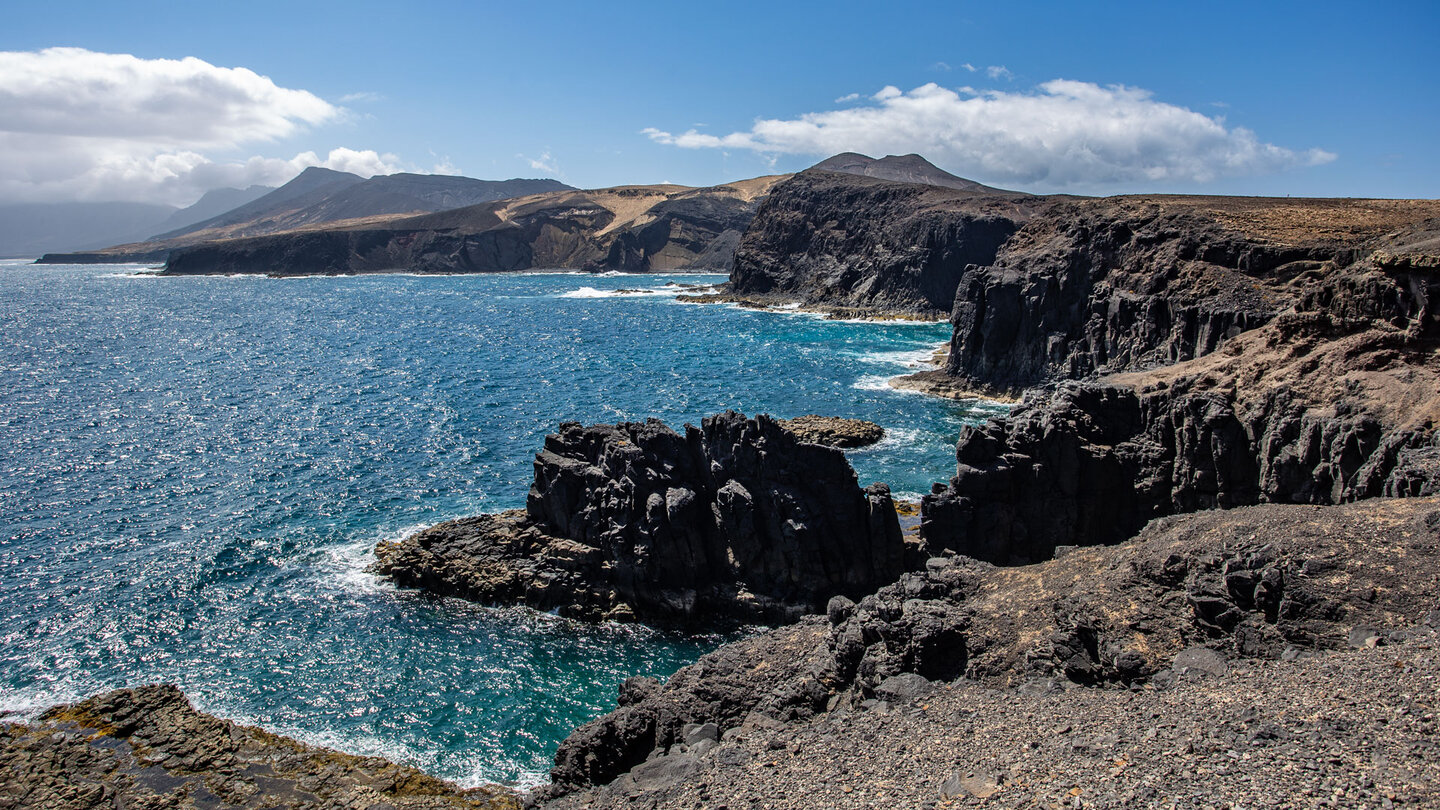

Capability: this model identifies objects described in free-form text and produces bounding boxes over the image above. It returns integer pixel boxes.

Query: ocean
[0,260,1005,786]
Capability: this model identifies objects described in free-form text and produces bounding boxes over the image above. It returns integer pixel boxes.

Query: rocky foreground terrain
[544,625,1440,809]
[0,685,517,809]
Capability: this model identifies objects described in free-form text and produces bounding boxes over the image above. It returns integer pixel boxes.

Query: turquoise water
[0,261,1004,786]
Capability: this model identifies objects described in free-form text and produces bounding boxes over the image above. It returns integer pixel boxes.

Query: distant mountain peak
[808,152,1018,195]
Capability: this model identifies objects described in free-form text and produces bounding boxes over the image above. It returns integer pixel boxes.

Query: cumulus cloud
[985,65,1013,80]
[644,80,1336,190]
[0,48,399,204]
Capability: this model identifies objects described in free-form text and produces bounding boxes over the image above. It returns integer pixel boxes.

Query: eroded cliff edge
[922,220,1440,562]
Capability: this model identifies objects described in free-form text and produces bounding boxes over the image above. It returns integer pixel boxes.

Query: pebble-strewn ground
[545,628,1439,810]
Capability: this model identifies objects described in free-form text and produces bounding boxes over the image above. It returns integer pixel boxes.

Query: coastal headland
[7,153,1438,807]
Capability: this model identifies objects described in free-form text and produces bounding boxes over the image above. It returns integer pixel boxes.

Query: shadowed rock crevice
[922,228,1440,563]
[374,412,908,624]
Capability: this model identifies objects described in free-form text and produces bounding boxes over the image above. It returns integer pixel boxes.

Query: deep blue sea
[0,260,1004,786]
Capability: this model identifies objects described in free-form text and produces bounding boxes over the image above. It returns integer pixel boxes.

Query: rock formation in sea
[774,415,884,448]
[373,412,908,624]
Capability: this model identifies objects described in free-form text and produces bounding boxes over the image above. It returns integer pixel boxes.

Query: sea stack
[374,412,909,624]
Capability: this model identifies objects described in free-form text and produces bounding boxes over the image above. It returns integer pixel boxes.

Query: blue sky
[3,0,1436,204]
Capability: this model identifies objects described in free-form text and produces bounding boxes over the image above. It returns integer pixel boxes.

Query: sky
[2,0,1436,207]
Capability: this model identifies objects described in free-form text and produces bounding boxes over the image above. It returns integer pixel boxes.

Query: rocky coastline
[1,684,518,809]
[10,158,1440,808]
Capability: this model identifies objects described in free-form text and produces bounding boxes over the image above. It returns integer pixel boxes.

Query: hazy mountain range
[2,169,572,259]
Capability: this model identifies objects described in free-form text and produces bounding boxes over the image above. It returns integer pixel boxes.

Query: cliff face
[728,171,1031,316]
[162,178,785,276]
[943,198,1440,395]
[375,412,907,624]
[922,226,1440,563]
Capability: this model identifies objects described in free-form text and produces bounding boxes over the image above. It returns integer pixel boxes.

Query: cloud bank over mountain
[645,80,1336,191]
[0,48,400,204]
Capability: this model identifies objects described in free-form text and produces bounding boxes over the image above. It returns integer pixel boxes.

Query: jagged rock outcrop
[922,224,1440,562]
[374,412,907,624]
[728,169,1031,316]
[1,684,517,809]
[943,199,1440,397]
[538,497,1440,796]
[161,178,784,276]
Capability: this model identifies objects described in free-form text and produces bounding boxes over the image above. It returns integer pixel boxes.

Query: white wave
[556,285,687,299]
[99,271,164,278]
[852,374,926,395]
[852,347,942,368]
[0,681,108,723]
[847,426,924,456]
[318,523,432,596]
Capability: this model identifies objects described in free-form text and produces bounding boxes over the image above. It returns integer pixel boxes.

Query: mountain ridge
[809,152,1023,195]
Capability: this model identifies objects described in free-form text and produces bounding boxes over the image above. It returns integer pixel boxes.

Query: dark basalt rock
[945,206,1343,396]
[541,497,1440,795]
[921,380,1438,564]
[729,170,1030,317]
[922,245,1440,564]
[374,412,908,624]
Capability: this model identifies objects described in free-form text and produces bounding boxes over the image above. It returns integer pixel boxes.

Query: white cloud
[0,48,400,204]
[835,92,861,104]
[985,65,1013,80]
[522,150,560,175]
[644,80,1336,190]
[960,63,977,73]
[931,61,952,72]
[339,91,385,104]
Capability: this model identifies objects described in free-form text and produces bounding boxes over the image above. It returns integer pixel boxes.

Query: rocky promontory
[728,167,1033,317]
[373,412,908,624]
[0,684,517,809]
